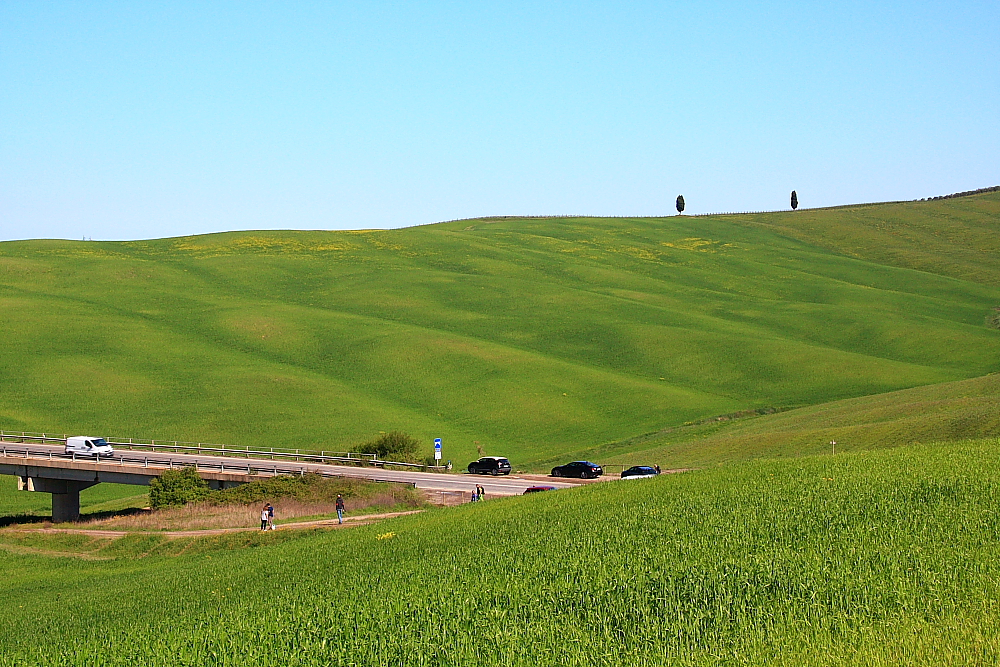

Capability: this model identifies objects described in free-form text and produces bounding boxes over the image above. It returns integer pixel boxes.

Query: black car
[468,456,512,476]
[523,485,557,494]
[621,465,659,479]
[550,461,603,479]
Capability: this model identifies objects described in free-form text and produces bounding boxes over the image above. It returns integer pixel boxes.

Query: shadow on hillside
[0,507,150,528]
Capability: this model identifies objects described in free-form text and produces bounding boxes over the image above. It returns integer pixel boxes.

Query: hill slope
[3,439,1000,665]
[561,372,1000,471]
[1,193,998,463]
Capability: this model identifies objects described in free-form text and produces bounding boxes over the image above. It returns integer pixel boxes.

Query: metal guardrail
[0,430,448,472]
[0,445,417,488]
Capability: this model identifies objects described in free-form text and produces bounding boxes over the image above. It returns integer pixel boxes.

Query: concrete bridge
[1,441,580,522]
[1,451,260,522]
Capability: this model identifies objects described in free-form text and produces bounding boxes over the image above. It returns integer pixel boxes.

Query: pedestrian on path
[267,503,275,530]
[336,494,345,524]
[471,488,478,502]
[260,505,269,530]
[477,484,485,502]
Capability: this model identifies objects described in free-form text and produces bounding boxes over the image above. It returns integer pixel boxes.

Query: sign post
[434,438,442,462]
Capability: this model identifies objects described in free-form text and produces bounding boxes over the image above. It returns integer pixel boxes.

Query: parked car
[523,485,557,494]
[621,465,659,479]
[468,456,512,476]
[550,461,603,479]
[65,436,114,457]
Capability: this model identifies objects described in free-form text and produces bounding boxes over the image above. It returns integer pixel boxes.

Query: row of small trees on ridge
[673,191,799,214]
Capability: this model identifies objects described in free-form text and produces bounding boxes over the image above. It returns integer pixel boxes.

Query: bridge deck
[1,454,262,487]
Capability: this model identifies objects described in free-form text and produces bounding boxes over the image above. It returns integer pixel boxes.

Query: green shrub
[146,470,421,510]
[210,473,401,505]
[148,467,210,508]
[358,431,420,462]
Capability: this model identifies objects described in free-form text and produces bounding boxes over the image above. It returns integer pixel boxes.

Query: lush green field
[563,371,1000,471]
[1,193,998,465]
[2,439,999,665]
[6,372,996,523]
[736,194,1000,287]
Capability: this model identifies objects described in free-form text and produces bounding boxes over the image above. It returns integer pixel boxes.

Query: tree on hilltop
[791,191,798,210]
[676,195,685,215]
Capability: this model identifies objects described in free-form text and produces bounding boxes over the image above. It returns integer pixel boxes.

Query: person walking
[477,484,485,502]
[267,504,275,530]
[336,494,345,524]
[260,505,269,531]
[471,488,478,502]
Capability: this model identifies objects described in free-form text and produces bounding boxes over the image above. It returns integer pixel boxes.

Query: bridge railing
[0,430,448,472]
[0,444,418,487]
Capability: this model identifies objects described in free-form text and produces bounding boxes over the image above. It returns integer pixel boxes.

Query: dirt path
[1,509,423,539]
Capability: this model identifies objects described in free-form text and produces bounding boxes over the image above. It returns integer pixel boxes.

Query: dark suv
[468,456,512,476]
[550,461,603,479]
[621,465,659,479]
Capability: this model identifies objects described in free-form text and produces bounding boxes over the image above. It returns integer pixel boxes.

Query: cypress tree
[791,191,798,210]
[676,195,685,215]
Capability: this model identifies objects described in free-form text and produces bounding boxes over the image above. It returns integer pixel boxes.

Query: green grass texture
[5,370,995,521]
[565,371,1000,471]
[1,193,998,465]
[2,439,999,665]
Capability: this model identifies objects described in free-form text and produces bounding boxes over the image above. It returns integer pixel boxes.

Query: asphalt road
[3,442,581,496]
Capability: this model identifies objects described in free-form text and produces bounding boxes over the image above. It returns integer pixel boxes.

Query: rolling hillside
[4,439,1000,665]
[565,372,1000,471]
[1,192,998,465]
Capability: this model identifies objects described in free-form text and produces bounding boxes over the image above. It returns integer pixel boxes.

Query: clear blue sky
[2,1,997,241]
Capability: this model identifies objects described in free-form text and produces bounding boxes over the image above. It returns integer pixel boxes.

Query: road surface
[2,442,582,497]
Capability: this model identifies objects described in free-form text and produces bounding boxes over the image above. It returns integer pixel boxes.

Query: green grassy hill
[3,439,999,665]
[1,192,998,465]
[565,372,1000,471]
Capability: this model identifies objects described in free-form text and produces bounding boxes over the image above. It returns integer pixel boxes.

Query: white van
[65,436,115,457]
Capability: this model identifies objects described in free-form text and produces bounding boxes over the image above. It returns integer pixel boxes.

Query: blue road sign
[434,438,442,449]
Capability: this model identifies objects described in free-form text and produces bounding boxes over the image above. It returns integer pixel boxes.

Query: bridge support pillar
[18,477,97,523]
[52,489,82,523]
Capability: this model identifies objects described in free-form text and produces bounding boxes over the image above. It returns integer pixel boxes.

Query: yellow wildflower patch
[661,238,736,253]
